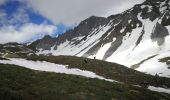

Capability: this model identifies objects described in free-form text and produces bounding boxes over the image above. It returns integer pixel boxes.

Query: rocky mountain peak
[28,35,56,50]
[28,0,170,78]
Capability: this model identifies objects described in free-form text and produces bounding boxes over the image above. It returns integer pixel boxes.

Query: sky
[0,0,144,44]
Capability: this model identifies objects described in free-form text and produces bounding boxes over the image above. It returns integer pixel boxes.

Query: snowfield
[38,22,113,57]
[137,52,170,78]
[106,17,159,67]
[0,58,115,82]
[148,86,170,94]
[36,14,170,78]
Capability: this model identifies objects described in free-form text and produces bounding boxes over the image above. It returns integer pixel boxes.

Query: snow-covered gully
[0,58,116,82]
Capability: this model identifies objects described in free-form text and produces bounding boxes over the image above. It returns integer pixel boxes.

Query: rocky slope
[29,0,170,77]
[0,42,33,54]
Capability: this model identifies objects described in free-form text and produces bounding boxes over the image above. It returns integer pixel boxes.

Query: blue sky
[0,0,69,28]
[0,0,71,43]
[0,0,144,44]
[0,0,69,34]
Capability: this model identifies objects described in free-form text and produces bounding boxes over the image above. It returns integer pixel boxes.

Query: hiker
[84,59,88,63]
[94,56,96,59]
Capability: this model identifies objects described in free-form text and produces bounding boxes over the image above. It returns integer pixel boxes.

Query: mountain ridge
[28,0,170,77]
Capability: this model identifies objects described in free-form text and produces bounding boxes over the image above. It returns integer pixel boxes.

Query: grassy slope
[0,57,8,60]
[0,64,170,100]
[26,55,170,88]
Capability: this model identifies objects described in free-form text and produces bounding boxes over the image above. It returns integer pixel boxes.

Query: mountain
[29,0,170,77]
[0,42,34,54]
[27,35,57,51]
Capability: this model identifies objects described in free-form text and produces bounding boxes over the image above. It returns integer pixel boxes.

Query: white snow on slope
[166,26,170,33]
[105,14,161,67]
[38,23,112,57]
[95,38,116,60]
[148,86,170,94]
[120,27,126,33]
[77,25,112,56]
[134,35,170,78]
[95,42,112,60]
[0,58,115,82]
[160,1,167,13]
[36,9,170,78]
[106,26,143,66]
[137,52,170,78]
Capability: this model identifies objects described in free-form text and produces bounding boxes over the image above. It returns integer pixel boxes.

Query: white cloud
[0,10,6,24]
[0,4,30,26]
[0,23,57,44]
[0,0,145,44]
[27,0,145,26]
[0,0,6,5]
[10,6,30,25]
[0,2,57,44]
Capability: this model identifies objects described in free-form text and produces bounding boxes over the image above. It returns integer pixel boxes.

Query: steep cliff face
[30,0,170,77]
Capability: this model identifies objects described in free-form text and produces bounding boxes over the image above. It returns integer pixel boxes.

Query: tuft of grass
[0,64,170,100]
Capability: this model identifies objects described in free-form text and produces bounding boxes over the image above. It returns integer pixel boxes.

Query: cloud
[0,3,30,26]
[0,23,57,44]
[0,1,57,44]
[0,0,145,44]
[27,0,145,26]
[10,6,30,25]
[0,0,6,5]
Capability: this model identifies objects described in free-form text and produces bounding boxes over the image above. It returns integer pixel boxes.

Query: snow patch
[141,5,146,9]
[148,86,170,94]
[107,27,143,66]
[128,19,132,23]
[147,5,153,13]
[137,52,170,78]
[38,22,112,57]
[96,42,113,60]
[160,1,167,13]
[120,27,126,33]
[0,58,116,82]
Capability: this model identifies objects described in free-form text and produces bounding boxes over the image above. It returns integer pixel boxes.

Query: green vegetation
[3,53,20,58]
[0,57,8,60]
[26,55,170,88]
[0,52,30,58]
[159,57,170,66]
[0,64,170,100]
[3,47,22,52]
